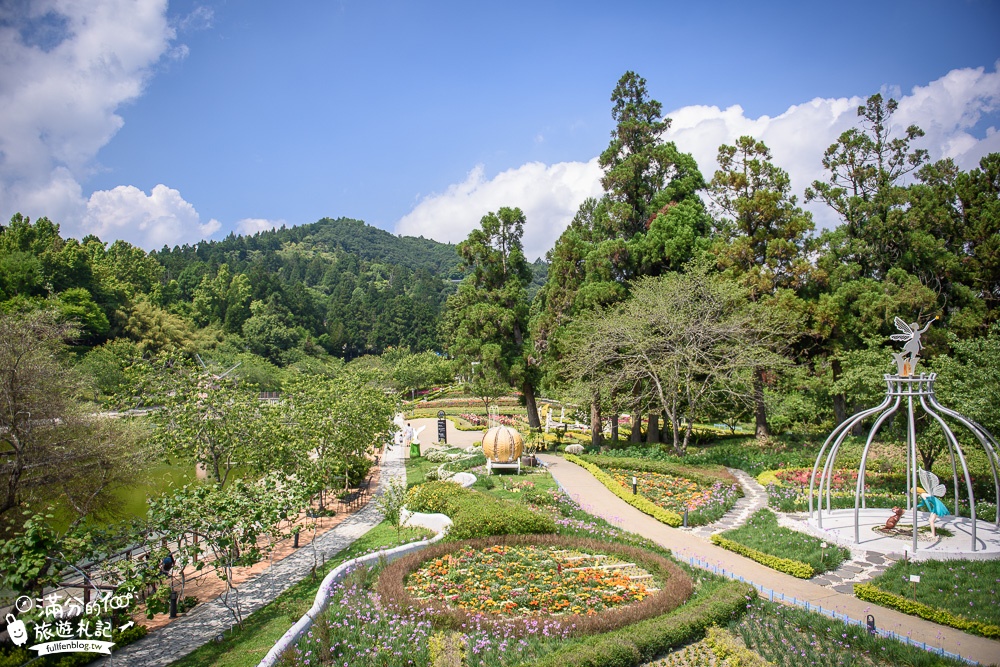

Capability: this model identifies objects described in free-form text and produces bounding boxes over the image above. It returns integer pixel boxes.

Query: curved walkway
[96,445,404,667]
[538,454,1000,666]
[687,467,769,539]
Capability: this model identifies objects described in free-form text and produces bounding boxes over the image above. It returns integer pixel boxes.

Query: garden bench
[358,475,373,501]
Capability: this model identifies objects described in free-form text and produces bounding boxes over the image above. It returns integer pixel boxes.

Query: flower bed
[761,467,906,513]
[609,469,741,525]
[377,534,693,638]
[459,412,527,428]
[405,544,654,616]
[732,597,966,667]
[565,454,682,526]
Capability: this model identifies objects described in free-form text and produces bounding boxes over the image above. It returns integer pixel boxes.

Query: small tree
[468,361,510,415]
[375,477,408,538]
[285,369,395,508]
[146,472,303,628]
[146,358,291,487]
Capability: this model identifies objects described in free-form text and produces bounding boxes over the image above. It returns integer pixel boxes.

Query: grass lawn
[166,523,433,667]
[865,559,1000,627]
[405,454,442,487]
[719,509,850,575]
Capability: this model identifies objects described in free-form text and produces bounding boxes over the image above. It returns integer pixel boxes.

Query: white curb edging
[256,510,452,667]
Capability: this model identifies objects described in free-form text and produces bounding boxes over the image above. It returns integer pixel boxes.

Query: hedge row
[580,454,737,487]
[565,454,683,527]
[709,534,814,579]
[405,480,557,540]
[854,583,1000,639]
[533,580,755,667]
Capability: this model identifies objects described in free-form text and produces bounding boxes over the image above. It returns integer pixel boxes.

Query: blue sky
[2,0,999,258]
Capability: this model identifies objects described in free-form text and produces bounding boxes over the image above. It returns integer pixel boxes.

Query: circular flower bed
[610,469,741,525]
[377,534,693,637]
[405,544,653,616]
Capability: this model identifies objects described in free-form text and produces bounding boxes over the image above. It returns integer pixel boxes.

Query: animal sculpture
[883,506,905,530]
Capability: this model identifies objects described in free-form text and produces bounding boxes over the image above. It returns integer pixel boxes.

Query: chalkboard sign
[437,418,447,443]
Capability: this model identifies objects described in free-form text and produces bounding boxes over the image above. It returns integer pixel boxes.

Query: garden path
[94,444,404,667]
[687,468,768,538]
[687,468,895,593]
[538,453,1000,666]
[403,416,484,454]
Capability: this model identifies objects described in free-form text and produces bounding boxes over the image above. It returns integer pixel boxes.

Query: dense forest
[0,215,463,366]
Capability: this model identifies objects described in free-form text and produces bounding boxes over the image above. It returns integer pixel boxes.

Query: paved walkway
[96,445,404,667]
[538,454,1000,666]
[686,467,769,539]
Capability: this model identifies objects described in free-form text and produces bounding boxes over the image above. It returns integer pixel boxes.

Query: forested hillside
[0,215,459,366]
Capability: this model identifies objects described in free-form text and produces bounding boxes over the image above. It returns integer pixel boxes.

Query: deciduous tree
[0,310,143,534]
[564,267,793,454]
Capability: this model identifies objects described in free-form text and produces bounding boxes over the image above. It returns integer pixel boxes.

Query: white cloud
[236,218,286,236]
[0,0,219,249]
[396,160,604,260]
[84,184,220,249]
[663,64,1000,230]
[396,64,1000,254]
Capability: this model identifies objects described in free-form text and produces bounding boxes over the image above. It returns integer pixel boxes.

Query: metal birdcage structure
[808,318,1000,554]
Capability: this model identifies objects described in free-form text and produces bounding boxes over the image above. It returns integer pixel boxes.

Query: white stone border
[256,510,452,667]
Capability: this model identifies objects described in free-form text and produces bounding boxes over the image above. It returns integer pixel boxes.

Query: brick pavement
[94,444,404,667]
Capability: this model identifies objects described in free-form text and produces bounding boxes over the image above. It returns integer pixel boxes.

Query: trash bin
[410,441,421,458]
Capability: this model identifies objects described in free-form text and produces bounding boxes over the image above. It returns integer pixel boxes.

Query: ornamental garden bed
[761,467,907,513]
[712,509,850,578]
[762,467,999,522]
[376,534,694,638]
[575,454,742,526]
[855,559,1000,638]
[608,469,742,525]
[730,597,966,667]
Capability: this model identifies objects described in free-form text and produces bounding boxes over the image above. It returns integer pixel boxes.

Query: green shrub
[854,583,1000,639]
[405,480,556,539]
[565,454,682,526]
[534,581,754,667]
[446,495,557,540]
[710,534,814,579]
[406,480,474,513]
[424,449,451,462]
